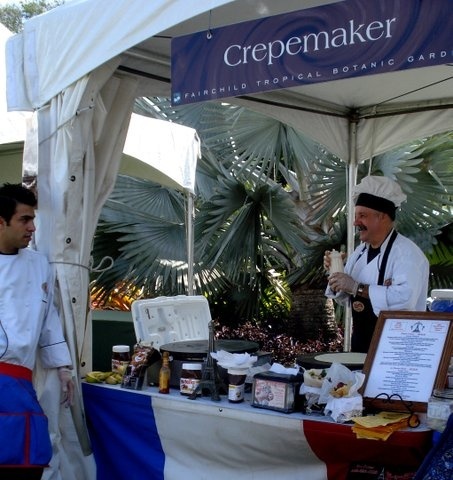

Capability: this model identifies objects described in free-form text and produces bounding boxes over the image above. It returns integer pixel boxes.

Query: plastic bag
[319,362,364,404]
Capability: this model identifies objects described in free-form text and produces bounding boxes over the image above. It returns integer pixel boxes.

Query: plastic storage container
[131,295,211,349]
[428,289,453,312]
[132,295,212,387]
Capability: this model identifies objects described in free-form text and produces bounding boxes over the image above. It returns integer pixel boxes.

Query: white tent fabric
[6,0,453,163]
[123,114,200,194]
[123,114,200,295]
[4,1,453,478]
[26,60,139,479]
[0,24,29,144]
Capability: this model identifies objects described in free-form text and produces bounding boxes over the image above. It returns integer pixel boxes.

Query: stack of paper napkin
[351,411,415,441]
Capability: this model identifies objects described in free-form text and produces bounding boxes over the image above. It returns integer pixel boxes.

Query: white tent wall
[29,60,139,478]
[4,1,453,478]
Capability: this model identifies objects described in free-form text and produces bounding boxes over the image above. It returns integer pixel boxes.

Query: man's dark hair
[0,183,37,223]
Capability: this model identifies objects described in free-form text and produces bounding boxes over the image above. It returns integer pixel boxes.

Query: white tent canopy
[123,114,199,194]
[4,1,453,479]
[6,0,453,162]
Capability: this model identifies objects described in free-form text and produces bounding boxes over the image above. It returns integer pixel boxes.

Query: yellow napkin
[351,411,414,441]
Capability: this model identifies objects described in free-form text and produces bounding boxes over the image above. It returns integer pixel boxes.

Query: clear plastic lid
[228,368,248,375]
[433,388,453,400]
[112,345,130,353]
[431,289,453,299]
[182,363,202,370]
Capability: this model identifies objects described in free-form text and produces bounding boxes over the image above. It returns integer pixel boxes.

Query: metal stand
[189,321,226,401]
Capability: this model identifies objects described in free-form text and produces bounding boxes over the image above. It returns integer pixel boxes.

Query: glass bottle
[158,351,171,394]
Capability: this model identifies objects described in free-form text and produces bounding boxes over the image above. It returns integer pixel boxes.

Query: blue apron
[0,363,52,467]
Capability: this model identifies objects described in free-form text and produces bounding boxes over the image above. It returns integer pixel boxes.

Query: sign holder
[360,311,453,413]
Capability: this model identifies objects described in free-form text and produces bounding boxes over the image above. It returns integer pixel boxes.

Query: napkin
[210,350,257,369]
[319,362,366,423]
[269,363,300,376]
[351,412,413,440]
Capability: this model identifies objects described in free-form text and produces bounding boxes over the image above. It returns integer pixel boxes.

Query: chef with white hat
[325,175,429,352]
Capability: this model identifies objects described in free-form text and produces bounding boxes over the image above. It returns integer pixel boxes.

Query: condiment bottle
[111,345,131,375]
[329,249,344,274]
[227,368,247,403]
[158,351,171,394]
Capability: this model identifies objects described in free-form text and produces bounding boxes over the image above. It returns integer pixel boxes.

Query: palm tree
[91,97,453,342]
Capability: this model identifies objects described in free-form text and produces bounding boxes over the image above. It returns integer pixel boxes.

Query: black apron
[350,230,398,353]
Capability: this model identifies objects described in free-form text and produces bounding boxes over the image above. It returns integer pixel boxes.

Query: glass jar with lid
[111,345,131,375]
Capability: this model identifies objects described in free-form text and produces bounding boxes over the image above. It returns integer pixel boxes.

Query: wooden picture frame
[360,310,453,413]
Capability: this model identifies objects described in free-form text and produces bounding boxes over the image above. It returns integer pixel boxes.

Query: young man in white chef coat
[325,175,429,352]
[0,183,74,479]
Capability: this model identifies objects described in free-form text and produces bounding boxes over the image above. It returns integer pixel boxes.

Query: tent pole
[186,191,195,296]
[344,112,359,352]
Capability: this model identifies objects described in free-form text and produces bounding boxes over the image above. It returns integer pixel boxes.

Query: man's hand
[328,272,358,295]
[58,366,75,407]
[323,250,332,272]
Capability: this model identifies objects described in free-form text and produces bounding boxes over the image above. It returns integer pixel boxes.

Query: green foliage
[92,98,453,327]
[0,0,63,33]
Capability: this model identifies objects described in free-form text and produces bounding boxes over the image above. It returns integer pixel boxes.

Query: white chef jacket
[0,248,72,370]
[325,230,429,316]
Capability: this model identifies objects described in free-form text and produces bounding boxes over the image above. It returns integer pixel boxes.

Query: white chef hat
[353,176,407,220]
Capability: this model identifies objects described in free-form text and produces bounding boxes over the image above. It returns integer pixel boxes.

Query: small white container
[131,295,211,349]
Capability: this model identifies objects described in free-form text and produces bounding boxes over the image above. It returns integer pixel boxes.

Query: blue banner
[171,0,452,106]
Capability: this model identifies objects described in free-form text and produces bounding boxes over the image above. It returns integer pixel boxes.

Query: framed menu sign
[361,311,453,413]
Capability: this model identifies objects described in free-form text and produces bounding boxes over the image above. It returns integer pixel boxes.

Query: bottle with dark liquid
[158,351,171,394]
